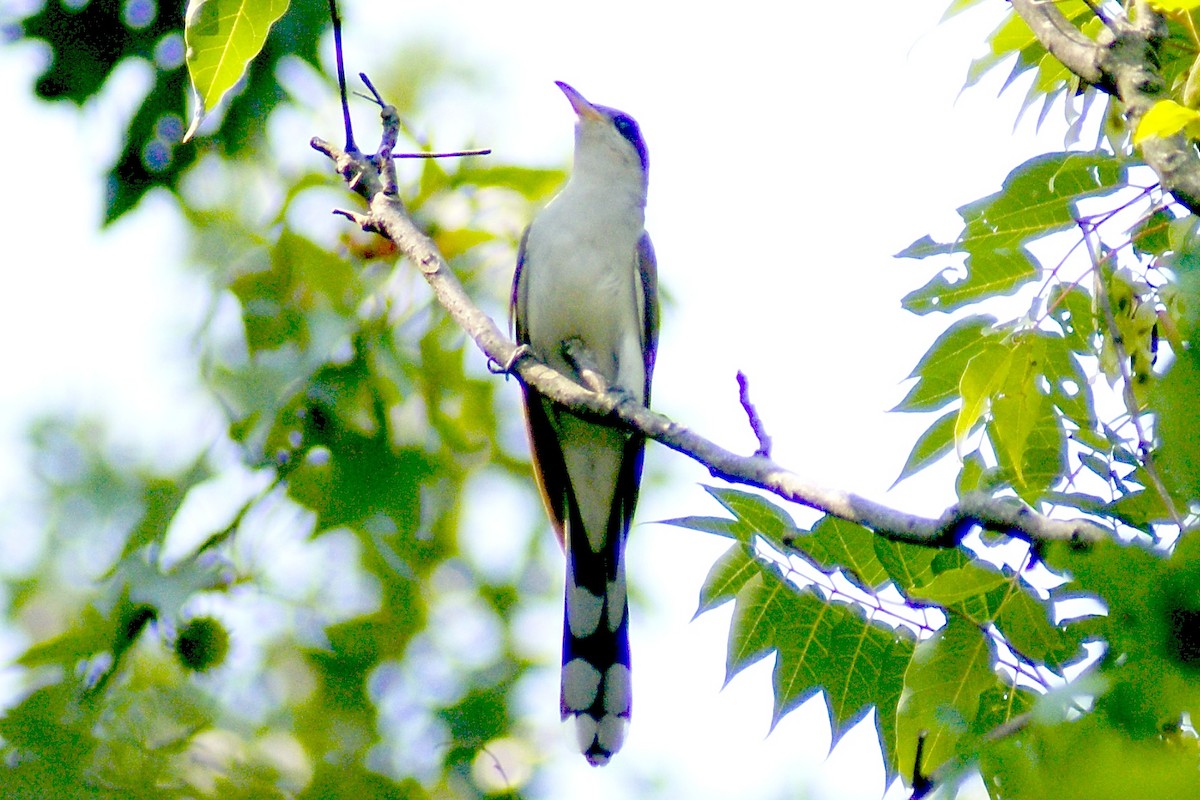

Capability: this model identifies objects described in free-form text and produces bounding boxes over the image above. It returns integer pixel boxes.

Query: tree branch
[311,111,1108,553]
[1010,0,1200,215]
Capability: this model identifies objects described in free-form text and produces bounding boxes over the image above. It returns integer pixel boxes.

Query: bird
[510,81,657,766]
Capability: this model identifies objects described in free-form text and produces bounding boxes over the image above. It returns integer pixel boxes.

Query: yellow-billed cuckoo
[511,81,657,766]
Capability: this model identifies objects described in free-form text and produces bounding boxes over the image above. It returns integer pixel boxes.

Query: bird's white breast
[522,182,646,402]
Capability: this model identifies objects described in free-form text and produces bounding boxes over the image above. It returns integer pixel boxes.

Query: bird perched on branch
[511,81,657,766]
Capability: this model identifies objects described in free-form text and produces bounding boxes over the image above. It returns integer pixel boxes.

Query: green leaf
[662,515,741,540]
[702,485,803,546]
[696,545,759,616]
[874,538,943,595]
[184,0,290,141]
[956,340,1014,451]
[900,152,1126,314]
[1153,346,1200,502]
[725,573,783,682]
[910,563,1009,608]
[894,315,1002,412]
[896,617,998,780]
[1132,207,1175,255]
[987,336,1054,492]
[903,247,1037,314]
[894,408,958,485]
[1040,330,1096,429]
[791,515,891,589]
[982,714,1200,799]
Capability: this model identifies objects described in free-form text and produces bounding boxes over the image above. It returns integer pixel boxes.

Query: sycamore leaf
[701,485,803,546]
[897,617,998,780]
[788,515,890,589]
[183,0,290,141]
[912,561,1081,670]
[900,152,1126,314]
[1134,100,1200,145]
[894,315,1002,412]
[696,545,759,617]
[725,572,782,682]
[720,557,916,777]
[956,342,1013,452]
[895,408,958,486]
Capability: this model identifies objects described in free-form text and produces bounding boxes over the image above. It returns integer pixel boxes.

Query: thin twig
[1077,219,1184,529]
[327,0,355,152]
[1081,0,1118,34]
[736,371,772,458]
[394,148,492,159]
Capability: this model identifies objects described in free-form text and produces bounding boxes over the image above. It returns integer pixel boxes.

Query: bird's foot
[490,344,532,376]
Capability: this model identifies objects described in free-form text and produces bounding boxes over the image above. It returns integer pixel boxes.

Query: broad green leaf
[894,235,958,260]
[703,485,802,546]
[896,617,998,780]
[956,449,988,496]
[894,315,1002,412]
[913,560,1081,670]
[993,580,1081,670]
[696,545,759,616]
[662,515,741,540]
[823,612,915,751]
[718,557,917,775]
[874,539,942,595]
[769,589,834,725]
[184,0,290,141]
[725,572,783,682]
[990,393,1065,502]
[1047,283,1097,353]
[449,164,566,199]
[1040,331,1096,429]
[903,247,1037,314]
[910,563,1009,608]
[894,408,958,485]
[901,152,1126,313]
[1132,207,1175,255]
[956,341,1013,450]
[789,515,890,589]
[988,336,1048,486]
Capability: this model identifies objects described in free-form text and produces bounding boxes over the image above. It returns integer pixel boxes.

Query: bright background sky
[0,1,1083,797]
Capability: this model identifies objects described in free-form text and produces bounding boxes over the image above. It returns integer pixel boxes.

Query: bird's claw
[491,344,532,375]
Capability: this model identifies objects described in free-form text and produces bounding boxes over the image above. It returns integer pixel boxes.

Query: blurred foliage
[8,0,1200,798]
[4,1,567,797]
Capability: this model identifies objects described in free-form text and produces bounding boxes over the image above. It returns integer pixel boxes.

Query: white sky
[0,1,1085,797]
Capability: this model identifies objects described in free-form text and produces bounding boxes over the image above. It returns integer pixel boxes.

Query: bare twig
[736,371,772,458]
[312,100,1110,552]
[327,0,355,152]
[394,148,493,159]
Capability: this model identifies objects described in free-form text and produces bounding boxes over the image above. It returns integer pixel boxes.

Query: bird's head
[556,81,648,190]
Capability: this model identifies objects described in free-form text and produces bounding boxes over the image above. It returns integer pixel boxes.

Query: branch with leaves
[311,103,1109,554]
[1011,0,1200,213]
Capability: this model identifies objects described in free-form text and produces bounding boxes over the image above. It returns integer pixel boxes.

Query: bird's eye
[612,114,638,142]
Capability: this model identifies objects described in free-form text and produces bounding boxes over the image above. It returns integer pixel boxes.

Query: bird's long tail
[559,500,632,767]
